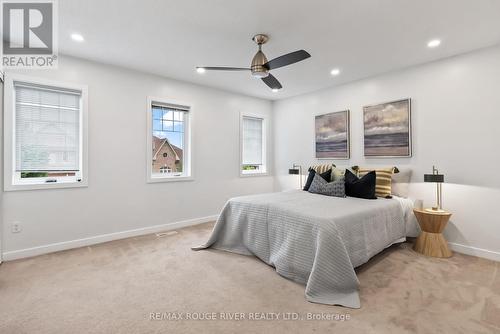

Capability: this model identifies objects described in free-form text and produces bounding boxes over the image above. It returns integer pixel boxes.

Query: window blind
[242,116,263,165]
[15,82,81,172]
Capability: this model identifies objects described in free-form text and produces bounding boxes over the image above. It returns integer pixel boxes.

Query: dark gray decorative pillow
[308,174,346,198]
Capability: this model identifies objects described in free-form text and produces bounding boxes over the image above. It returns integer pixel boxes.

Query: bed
[193,190,417,308]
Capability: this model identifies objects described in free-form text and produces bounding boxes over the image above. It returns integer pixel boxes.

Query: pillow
[303,168,332,191]
[309,163,336,175]
[329,167,359,181]
[308,174,346,198]
[344,169,377,199]
[392,168,412,198]
[331,167,345,181]
[353,166,398,198]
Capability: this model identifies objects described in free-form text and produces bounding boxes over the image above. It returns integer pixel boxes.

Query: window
[4,75,88,191]
[147,98,191,182]
[240,114,267,175]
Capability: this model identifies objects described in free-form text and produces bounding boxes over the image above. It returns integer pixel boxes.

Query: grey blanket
[193,190,415,308]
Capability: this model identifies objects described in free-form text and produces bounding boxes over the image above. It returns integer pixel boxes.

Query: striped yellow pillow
[353,166,399,198]
[310,163,336,175]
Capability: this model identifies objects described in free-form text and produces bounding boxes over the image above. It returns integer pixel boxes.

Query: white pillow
[392,168,412,198]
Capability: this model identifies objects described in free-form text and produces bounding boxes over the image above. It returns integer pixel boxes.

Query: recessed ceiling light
[272,88,279,93]
[196,67,206,74]
[71,33,84,42]
[330,68,340,76]
[427,39,441,48]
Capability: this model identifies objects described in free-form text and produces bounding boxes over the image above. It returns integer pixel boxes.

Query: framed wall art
[363,99,411,157]
[315,110,350,159]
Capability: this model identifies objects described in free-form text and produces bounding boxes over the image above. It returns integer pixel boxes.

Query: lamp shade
[424,174,444,183]
[288,168,300,175]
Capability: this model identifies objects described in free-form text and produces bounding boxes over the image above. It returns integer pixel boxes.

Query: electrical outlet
[11,222,22,233]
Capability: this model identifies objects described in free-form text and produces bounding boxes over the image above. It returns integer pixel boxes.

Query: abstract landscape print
[363,99,411,157]
[315,110,350,159]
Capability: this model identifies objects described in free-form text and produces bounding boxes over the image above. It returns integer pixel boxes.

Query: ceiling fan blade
[197,66,250,71]
[261,73,282,90]
[264,50,311,70]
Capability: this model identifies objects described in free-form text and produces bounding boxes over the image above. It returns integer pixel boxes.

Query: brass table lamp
[424,166,445,212]
[288,164,303,189]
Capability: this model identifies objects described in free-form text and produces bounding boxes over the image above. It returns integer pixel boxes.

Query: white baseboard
[4,218,499,263]
[2,215,218,261]
[449,242,500,262]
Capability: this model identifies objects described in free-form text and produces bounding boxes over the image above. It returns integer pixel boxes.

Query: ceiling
[59,0,500,100]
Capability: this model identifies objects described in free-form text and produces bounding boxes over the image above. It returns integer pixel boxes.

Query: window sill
[147,176,194,183]
[240,172,269,178]
[4,180,88,192]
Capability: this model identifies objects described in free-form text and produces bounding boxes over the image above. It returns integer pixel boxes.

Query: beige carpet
[0,222,499,334]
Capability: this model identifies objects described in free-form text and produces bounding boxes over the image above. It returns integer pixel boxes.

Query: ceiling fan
[196,34,311,91]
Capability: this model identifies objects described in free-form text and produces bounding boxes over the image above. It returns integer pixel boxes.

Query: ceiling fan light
[251,49,269,79]
[251,71,269,78]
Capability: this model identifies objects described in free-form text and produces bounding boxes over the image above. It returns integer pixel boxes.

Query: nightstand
[413,208,453,258]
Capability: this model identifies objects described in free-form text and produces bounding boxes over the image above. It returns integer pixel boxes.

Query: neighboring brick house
[152,136,183,174]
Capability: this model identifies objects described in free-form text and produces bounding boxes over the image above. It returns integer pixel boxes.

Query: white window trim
[240,112,268,177]
[3,74,89,191]
[146,97,193,183]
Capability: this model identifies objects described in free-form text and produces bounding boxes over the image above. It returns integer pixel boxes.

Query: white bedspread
[193,190,416,308]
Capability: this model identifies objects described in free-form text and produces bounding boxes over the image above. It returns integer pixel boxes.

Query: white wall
[2,56,273,259]
[273,45,500,261]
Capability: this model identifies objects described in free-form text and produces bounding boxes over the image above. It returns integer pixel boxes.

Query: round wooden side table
[413,208,452,258]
